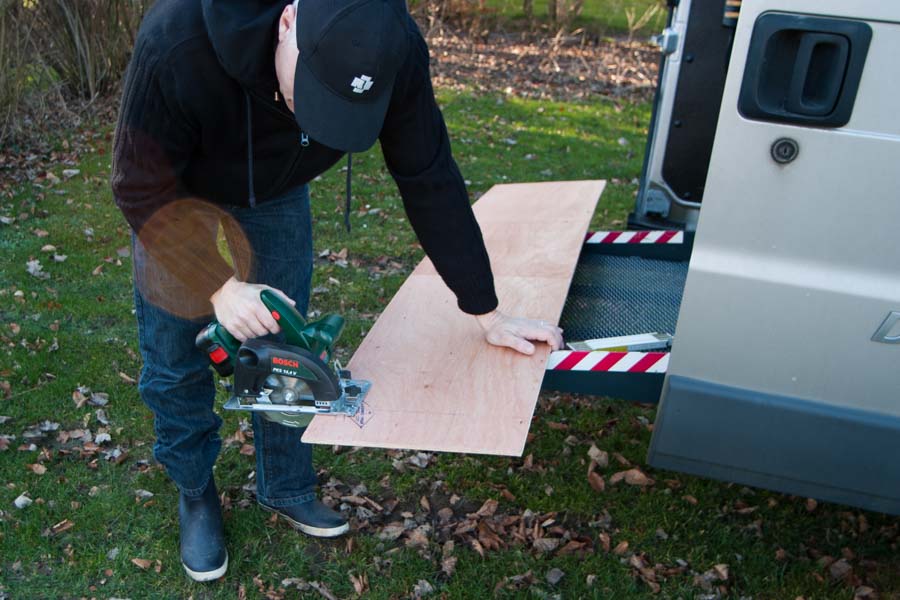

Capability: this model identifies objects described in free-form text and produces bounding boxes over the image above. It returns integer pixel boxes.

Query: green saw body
[196,289,370,428]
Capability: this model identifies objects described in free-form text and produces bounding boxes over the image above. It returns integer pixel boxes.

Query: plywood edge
[473,180,606,223]
[301,422,528,456]
[477,179,607,196]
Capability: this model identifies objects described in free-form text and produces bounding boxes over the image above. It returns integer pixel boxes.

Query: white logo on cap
[351,75,374,94]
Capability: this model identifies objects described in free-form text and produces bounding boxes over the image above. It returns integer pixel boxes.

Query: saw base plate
[224,378,373,428]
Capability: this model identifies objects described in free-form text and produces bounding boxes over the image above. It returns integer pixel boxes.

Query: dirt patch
[427,28,660,101]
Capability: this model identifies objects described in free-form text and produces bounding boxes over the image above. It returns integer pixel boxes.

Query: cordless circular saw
[195,289,371,428]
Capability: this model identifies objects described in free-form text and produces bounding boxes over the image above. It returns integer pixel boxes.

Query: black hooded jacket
[111,0,497,314]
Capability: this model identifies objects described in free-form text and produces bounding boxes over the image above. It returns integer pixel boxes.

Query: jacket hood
[201,0,290,88]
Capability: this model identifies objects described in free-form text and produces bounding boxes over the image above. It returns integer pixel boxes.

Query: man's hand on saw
[475,310,564,355]
[210,276,296,342]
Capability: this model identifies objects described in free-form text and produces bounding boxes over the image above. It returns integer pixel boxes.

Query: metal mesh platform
[559,254,689,345]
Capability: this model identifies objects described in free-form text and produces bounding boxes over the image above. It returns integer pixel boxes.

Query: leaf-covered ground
[1,40,898,600]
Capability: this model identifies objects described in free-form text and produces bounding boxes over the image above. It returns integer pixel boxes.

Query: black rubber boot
[258,499,349,538]
[179,477,228,581]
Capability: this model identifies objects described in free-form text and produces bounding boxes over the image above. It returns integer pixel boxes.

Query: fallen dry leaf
[610,468,654,486]
[240,444,255,456]
[587,444,609,468]
[588,471,605,492]
[378,524,404,541]
[828,558,852,581]
[26,259,48,279]
[405,526,430,550]
[471,498,498,518]
[532,537,559,553]
[612,452,631,466]
[437,507,454,523]
[349,572,369,594]
[89,391,109,406]
[412,580,434,598]
[558,540,588,555]
[309,581,338,600]
[51,519,75,535]
[623,468,654,486]
[131,558,152,570]
[441,555,458,578]
[613,540,629,555]
[72,388,88,408]
[546,567,565,585]
[477,521,503,551]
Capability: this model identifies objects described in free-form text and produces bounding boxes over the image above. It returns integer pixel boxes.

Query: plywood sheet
[302,180,605,455]
[413,220,588,279]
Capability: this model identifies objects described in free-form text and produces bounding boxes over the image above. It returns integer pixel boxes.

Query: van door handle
[738,14,871,127]
[785,33,850,117]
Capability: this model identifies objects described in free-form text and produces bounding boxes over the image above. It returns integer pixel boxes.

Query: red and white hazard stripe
[546,350,669,373]
[584,230,683,244]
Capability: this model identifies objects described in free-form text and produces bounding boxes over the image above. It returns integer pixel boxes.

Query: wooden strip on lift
[302,180,605,456]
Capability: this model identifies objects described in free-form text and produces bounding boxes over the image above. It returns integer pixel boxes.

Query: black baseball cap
[294,0,410,152]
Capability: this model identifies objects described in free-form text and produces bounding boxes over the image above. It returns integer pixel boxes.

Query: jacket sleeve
[111,44,236,304]
[378,27,499,315]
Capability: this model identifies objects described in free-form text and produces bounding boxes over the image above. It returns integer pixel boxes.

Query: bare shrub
[1,0,152,145]
[410,0,498,38]
[625,2,662,41]
[1,1,33,141]
[31,0,150,101]
[0,1,66,145]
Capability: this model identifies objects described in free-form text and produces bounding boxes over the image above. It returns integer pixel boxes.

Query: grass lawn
[484,0,667,35]
[1,88,898,599]
[411,0,668,36]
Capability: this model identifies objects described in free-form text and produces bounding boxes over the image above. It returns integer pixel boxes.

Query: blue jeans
[132,185,317,506]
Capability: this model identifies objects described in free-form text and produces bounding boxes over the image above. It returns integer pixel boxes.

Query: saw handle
[259,289,345,363]
[260,289,307,346]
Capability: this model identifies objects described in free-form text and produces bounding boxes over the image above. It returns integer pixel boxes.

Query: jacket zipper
[248,88,297,125]
[244,89,309,203]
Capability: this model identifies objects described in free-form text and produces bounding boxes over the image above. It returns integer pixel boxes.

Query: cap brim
[293,57,393,153]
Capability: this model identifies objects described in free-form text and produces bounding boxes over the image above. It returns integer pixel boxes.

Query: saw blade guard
[224,339,370,427]
[231,339,341,426]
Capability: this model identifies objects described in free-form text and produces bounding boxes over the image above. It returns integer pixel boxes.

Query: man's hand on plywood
[475,310,564,355]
